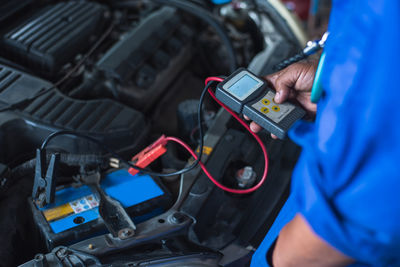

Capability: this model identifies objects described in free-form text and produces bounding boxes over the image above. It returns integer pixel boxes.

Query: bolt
[88,244,95,250]
[171,212,185,224]
[56,248,67,257]
[34,254,44,261]
[33,253,47,267]
[118,228,134,239]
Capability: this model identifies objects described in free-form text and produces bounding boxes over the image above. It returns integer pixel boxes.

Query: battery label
[43,194,99,222]
[70,194,99,214]
[43,203,74,222]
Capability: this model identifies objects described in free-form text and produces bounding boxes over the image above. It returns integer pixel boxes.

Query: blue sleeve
[289,0,400,265]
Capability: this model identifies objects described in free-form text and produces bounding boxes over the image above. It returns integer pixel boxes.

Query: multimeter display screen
[228,74,259,100]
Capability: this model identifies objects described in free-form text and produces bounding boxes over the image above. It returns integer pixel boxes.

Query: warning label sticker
[69,194,99,214]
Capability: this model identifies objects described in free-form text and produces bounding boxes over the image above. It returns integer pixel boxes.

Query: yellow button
[261,107,269,114]
[272,105,280,112]
[261,99,270,105]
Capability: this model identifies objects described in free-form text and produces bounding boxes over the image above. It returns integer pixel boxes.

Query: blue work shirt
[289,0,400,265]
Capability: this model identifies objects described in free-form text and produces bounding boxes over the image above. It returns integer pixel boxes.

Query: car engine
[0,0,305,266]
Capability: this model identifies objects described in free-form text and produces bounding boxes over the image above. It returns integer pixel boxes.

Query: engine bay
[0,0,304,266]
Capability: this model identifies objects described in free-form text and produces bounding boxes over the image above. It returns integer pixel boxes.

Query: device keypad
[251,91,295,123]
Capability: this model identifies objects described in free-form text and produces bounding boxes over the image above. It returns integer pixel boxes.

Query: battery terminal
[236,166,257,188]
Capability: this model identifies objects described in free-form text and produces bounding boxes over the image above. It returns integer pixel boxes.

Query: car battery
[30,169,172,250]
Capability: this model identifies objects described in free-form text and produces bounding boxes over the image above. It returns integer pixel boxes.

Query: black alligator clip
[32,149,59,208]
[81,171,136,239]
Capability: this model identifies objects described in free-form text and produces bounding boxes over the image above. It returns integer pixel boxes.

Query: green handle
[310,52,326,103]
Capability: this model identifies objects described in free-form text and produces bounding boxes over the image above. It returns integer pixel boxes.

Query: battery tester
[215,68,306,139]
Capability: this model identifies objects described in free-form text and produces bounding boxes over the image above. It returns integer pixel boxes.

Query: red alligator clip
[128,135,168,176]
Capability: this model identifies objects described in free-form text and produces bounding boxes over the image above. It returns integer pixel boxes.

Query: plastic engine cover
[0,64,148,162]
[95,6,194,110]
[0,1,108,73]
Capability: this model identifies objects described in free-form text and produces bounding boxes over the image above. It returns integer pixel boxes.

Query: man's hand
[247,60,319,136]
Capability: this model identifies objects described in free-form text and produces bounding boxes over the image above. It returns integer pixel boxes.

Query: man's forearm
[272,214,354,267]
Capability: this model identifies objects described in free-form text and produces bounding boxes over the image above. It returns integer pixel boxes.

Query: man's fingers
[265,70,292,104]
[250,122,262,133]
[247,120,279,139]
[250,123,279,139]
[273,75,292,104]
[243,115,250,121]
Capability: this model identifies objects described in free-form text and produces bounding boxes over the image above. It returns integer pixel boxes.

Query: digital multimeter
[215,68,306,139]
